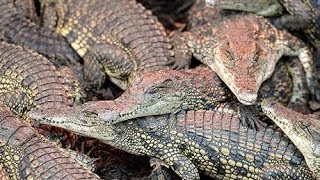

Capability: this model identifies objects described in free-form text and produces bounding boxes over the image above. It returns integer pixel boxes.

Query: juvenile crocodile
[0,0,80,65]
[172,13,319,105]
[261,98,320,179]
[207,0,320,49]
[0,103,100,179]
[39,0,174,89]
[29,101,315,179]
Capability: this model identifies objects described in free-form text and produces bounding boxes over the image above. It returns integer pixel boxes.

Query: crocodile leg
[83,43,135,89]
[285,57,310,110]
[39,0,66,30]
[134,129,200,180]
[65,148,97,171]
[275,31,320,101]
[149,158,177,180]
[170,31,195,69]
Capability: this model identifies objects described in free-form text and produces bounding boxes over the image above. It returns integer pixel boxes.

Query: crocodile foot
[169,54,191,70]
[149,158,175,180]
[238,105,267,130]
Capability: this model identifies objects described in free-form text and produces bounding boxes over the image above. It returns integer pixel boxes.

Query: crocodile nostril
[237,91,258,105]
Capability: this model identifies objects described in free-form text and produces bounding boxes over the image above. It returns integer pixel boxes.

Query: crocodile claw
[169,53,192,70]
[238,105,266,131]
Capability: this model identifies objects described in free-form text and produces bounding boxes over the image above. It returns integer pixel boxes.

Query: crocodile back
[0,104,100,179]
[0,42,73,116]
[172,104,312,179]
[50,0,173,87]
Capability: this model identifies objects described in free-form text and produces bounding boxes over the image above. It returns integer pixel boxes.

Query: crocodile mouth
[237,98,256,105]
[232,90,258,105]
[238,93,258,105]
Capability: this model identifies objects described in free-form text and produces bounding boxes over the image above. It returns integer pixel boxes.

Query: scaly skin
[0,42,97,176]
[14,0,39,23]
[262,98,320,179]
[0,0,80,65]
[0,103,100,179]
[205,0,284,16]
[40,0,174,89]
[51,62,299,126]
[0,41,74,116]
[29,101,315,179]
[172,13,319,105]
[113,66,232,122]
[207,0,320,49]
[100,61,309,126]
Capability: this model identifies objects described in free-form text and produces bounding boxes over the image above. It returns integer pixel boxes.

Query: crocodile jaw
[207,57,262,105]
[261,99,316,159]
[116,95,184,121]
[28,102,119,141]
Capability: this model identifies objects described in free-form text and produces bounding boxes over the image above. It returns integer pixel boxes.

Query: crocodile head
[111,67,231,122]
[28,101,119,143]
[205,0,283,16]
[261,98,320,173]
[203,15,278,105]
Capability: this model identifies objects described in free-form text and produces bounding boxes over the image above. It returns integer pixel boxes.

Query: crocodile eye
[250,52,259,63]
[224,50,233,60]
[82,110,98,118]
[145,86,161,94]
[145,79,174,94]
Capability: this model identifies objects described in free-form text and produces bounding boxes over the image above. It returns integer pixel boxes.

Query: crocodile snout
[236,91,258,105]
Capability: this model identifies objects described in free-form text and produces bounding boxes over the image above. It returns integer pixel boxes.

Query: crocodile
[28,100,315,179]
[39,0,174,89]
[207,0,320,49]
[261,98,320,179]
[172,13,319,105]
[0,102,100,179]
[96,59,309,127]
[0,0,80,65]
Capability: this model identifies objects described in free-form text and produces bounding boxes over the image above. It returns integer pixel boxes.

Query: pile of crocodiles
[0,0,319,179]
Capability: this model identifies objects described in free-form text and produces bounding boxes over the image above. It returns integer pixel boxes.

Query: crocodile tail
[106,0,174,71]
[0,42,74,114]
[0,104,100,179]
[0,0,80,64]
